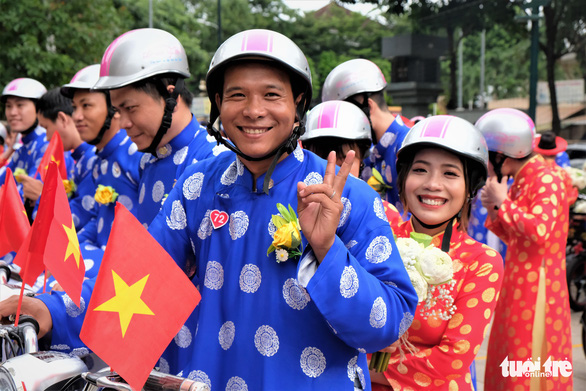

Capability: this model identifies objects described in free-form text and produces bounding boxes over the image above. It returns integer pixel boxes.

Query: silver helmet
[60,64,101,98]
[397,115,488,195]
[321,59,387,102]
[93,28,190,90]
[206,29,312,127]
[300,100,371,141]
[475,108,535,158]
[1,78,47,102]
[205,29,313,195]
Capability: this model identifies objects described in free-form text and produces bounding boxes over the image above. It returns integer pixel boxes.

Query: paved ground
[475,309,585,390]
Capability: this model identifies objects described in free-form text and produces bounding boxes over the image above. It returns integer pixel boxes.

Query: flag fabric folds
[13,162,84,304]
[80,203,200,391]
[0,168,30,255]
[37,131,67,181]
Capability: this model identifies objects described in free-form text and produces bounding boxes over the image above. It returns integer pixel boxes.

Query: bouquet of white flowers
[369,231,457,373]
[396,232,457,320]
[565,166,586,190]
[574,199,586,214]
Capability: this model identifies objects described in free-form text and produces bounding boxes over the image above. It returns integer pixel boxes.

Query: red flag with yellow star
[13,161,84,304]
[37,131,67,181]
[80,203,200,391]
[0,168,30,255]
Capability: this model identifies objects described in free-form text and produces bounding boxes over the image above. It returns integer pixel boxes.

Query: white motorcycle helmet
[397,115,488,199]
[92,28,190,154]
[396,115,488,247]
[1,78,46,102]
[61,63,115,146]
[206,29,312,130]
[205,29,312,194]
[475,108,535,181]
[301,100,371,142]
[93,28,190,90]
[60,64,101,98]
[475,108,535,158]
[321,59,387,102]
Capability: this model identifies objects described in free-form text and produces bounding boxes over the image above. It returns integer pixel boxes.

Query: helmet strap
[22,119,39,137]
[88,92,115,146]
[412,211,460,253]
[141,78,184,155]
[348,93,374,141]
[206,103,306,195]
[488,151,504,182]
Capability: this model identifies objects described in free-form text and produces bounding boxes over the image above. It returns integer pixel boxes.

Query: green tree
[538,0,586,132]
[289,2,393,105]
[115,0,212,94]
[0,0,130,90]
[342,0,520,109]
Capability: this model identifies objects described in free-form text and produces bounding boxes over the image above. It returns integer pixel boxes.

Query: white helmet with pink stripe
[93,28,190,91]
[475,108,535,158]
[321,59,387,102]
[300,100,371,141]
[397,115,488,197]
[60,64,101,98]
[1,78,47,102]
[205,29,312,128]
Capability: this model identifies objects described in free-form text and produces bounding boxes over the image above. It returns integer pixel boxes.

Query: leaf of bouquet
[276,203,292,221]
[409,231,433,247]
[272,215,287,228]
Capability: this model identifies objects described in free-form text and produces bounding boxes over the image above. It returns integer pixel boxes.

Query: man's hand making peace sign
[297,150,355,263]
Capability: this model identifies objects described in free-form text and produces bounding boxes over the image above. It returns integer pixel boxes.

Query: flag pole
[14,282,26,327]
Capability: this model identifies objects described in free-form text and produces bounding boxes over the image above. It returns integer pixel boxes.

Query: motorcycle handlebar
[82,370,210,391]
[18,316,39,354]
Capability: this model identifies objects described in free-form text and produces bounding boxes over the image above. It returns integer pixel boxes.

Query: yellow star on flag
[62,218,81,268]
[45,155,61,171]
[94,270,154,337]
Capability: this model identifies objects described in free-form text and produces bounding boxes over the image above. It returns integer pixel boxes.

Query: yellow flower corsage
[63,179,76,198]
[267,203,302,263]
[13,168,28,183]
[367,168,392,198]
[94,184,118,205]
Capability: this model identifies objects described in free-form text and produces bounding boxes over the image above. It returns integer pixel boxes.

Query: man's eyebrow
[224,84,286,93]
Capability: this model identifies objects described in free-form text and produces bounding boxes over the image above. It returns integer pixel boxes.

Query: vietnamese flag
[37,131,67,181]
[80,203,200,391]
[0,168,30,255]
[13,162,84,304]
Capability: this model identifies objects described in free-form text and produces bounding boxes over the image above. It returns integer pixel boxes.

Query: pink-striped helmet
[61,64,100,98]
[397,115,488,195]
[1,78,46,102]
[205,29,312,127]
[300,100,371,141]
[93,28,189,90]
[475,108,535,158]
[321,59,387,102]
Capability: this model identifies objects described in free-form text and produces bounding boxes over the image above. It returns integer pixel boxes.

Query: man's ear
[56,111,69,126]
[295,93,303,106]
[367,97,378,113]
[215,93,222,111]
[167,85,182,112]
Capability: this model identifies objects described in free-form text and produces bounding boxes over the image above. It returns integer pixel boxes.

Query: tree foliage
[289,3,393,105]
[538,0,586,132]
[0,0,130,89]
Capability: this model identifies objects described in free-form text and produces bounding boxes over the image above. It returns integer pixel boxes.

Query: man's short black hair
[130,74,194,108]
[37,88,73,120]
[301,137,371,165]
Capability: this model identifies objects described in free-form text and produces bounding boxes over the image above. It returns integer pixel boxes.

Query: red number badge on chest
[210,210,229,229]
